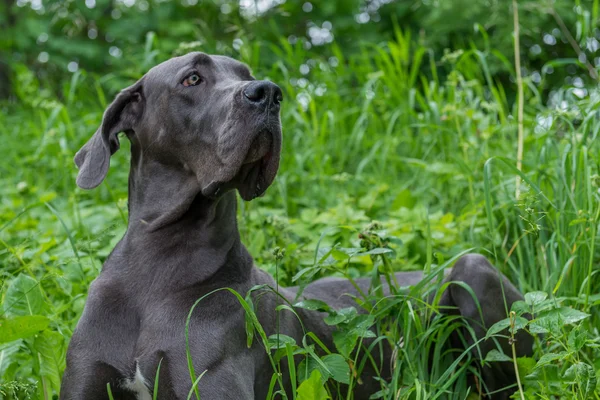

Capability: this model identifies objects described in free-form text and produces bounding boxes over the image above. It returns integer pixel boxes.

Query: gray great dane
[60,52,532,399]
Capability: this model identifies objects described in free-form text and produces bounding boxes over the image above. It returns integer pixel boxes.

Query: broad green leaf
[331,247,362,260]
[510,316,529,334]
[486,316,528,337]
[534,351,569,369]
[323,307,357,326]
[3,274,44,317]
[297,350,333,385]
[485,318,510,338]
[530,307,590,334]
[563,362,597,398]
[524,291,548,307]
[267,334,297,350]
[324,313,347,326]
[294,299,331,312]
[516,357,536,381]
[33,330,66,392]
[484,349,512,363]
[510,300,529,316]
[332,313,376,358]
[567,327,586,352]
[297,369,330,400]
[322,354,350,384]
[346,314,375,337]
[0,315,50,344]
[333,330,358,359]
[298,356,323,384]
[0,342,20,376]
[551,307,590,324]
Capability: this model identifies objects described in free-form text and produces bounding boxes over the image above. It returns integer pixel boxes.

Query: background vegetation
[1,0,600,398]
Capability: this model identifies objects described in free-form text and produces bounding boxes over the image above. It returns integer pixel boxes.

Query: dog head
[75,52,283,202]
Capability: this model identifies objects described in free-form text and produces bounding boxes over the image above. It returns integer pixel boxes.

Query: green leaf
[332,314,376,358]
[485,318,510,338]
[567,327,586,352]
[563,362,597,398]
[244,295,255,349]
[3,274,44,317]
[524,291,548,307]
[0,315,50,344]
[552,307,590,324]
[292,266,320,283]
[511,316,530,334]
[486,316,528,337]
[323,307,357,326]
[33,330,66,392]
[484,349,512,363]
[516,357,536,381]
[534,351,569,369]
[294,299,331,312]
[346,314,375,337]
[267,334,297,350]
[333,330,359,359]
[0,342,20,376]
[529,307,590,334]
[510,300,530,316]
[297,369,330,400]
[322,354,350,384]
[298,355,323,383]
[355,248,394,256]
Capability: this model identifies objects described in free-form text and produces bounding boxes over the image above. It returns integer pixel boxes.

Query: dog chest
[121,362,152,400]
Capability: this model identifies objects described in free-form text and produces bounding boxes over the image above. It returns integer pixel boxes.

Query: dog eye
[182,73,202,87]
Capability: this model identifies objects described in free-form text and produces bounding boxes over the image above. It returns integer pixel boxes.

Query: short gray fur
[60,53,532,400]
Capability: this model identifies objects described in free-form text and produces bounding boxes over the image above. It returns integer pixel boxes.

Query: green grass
[1,24,600,400]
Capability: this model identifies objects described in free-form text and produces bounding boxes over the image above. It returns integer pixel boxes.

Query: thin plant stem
[510,311,525,400]
[512,0,525,199]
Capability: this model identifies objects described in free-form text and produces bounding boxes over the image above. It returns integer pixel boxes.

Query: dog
[60,52,533,399]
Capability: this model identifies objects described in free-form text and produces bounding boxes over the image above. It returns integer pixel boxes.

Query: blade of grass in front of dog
[305,331,332,355]
[186,288,227,400]
[223,288,288,392]
[185,287,286,398]
[285,342,297,398]
[430,348,475,400]
[186,370,208,400]
[153,358,163,400]
[266,372,279,400]
[106,383,115,400]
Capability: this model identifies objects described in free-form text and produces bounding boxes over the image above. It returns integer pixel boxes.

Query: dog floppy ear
[74,79,144,189]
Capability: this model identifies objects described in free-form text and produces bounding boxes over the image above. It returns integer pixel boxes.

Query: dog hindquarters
[436,254,534,399]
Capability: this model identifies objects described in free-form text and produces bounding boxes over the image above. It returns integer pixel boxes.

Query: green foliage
[1,0,596,98]
[1,0,600,398]
[297,370,330,400]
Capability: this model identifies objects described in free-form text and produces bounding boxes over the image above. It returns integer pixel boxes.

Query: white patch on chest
[121,362,152,400]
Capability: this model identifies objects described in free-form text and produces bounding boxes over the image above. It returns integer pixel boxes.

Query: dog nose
[243,81,282,108]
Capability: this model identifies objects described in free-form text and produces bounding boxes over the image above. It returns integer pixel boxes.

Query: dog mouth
[243,130,272,164]
[200,127,281,201]
[236,130,274,201]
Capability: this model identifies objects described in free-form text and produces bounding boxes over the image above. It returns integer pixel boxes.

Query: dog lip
[204,124,281,201]
[237,129,280,201]
[243,129,272,165]
[201,180,223,199]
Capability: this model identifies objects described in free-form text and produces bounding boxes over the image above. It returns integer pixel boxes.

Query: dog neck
[113,150,253,287]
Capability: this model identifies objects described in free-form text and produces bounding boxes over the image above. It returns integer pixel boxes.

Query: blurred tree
[0,0,597,100]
